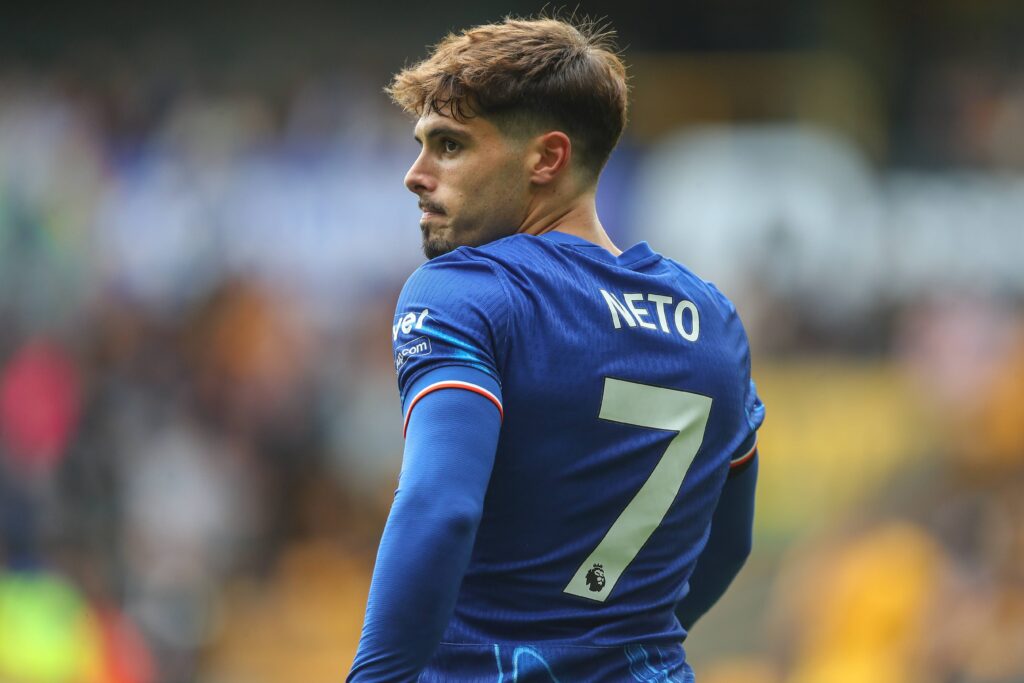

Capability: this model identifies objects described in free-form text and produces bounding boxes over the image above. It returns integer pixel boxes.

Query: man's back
[389,231,763,681]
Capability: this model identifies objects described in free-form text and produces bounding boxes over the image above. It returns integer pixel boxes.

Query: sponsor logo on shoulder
[393,308,430,341]
[395,336,431,371]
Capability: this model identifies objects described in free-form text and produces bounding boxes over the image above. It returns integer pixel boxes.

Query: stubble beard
[421,224,457,260]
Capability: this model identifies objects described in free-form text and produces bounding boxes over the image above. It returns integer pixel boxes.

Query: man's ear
[527,131,572,185]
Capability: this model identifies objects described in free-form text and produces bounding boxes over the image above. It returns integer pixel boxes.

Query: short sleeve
[707,280,764,473]
[729,379,765,473]
[391,253,509,412]
[744,378,765,434]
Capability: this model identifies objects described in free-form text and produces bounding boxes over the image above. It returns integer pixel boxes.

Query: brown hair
[387,16,628,182]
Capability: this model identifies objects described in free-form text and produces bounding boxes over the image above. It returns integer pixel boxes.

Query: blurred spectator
[771,522,949,683]
[0,340,82,476]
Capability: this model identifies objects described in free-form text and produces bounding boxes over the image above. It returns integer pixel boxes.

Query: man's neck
[516,193,622,256]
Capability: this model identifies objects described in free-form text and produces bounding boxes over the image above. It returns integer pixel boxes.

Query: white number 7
[563,378,713,602]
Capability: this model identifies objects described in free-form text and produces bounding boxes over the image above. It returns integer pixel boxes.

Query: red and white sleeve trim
[729,440,758,469]
[402,380,504,437]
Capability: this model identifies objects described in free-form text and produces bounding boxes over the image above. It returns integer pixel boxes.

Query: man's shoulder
[392,243,518,397]
[405,234,525,273]
[448,233,548,268]
[401,234,548,294]
[657,254,740,316]
[395,244,514,328]
[402,247,501,290]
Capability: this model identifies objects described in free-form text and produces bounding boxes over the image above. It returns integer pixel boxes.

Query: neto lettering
[599,290,699,341]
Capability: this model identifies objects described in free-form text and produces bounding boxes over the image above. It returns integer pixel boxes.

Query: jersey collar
[537,230,659,268]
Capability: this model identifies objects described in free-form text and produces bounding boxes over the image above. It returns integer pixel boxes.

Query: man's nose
[404,153,436,195]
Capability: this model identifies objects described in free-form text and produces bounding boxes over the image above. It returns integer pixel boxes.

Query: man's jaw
[419,210,456,260]
[422,231,456,260]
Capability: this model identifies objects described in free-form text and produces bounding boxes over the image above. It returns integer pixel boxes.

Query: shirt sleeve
[391,252,510,423]
[675,454,758,632]
[729,378,765,474]
[703,280,765,474]
[347,368,503,682]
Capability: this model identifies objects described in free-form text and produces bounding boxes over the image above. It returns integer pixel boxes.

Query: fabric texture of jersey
[389,231,764,681]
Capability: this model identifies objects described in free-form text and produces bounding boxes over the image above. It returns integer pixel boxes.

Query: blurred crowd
[0,58,421,681]
[1,7,1024,682]
[692,302,1024,683]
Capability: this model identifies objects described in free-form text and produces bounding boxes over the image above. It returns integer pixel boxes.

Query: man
[349,16,764,683]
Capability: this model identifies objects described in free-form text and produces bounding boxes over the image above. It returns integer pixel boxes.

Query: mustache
[418,200,446,215]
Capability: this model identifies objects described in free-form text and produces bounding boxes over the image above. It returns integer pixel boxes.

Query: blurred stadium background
[1,1,1023,681]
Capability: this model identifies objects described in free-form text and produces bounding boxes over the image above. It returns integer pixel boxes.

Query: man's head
[388,17,628,259]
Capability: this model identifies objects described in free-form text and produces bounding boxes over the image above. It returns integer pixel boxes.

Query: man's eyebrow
[413,125,469,144]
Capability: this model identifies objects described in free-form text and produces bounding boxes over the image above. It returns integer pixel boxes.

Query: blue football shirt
[389,231,764,681]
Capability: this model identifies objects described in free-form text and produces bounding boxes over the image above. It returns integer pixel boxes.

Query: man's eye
[442,139,459,153]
